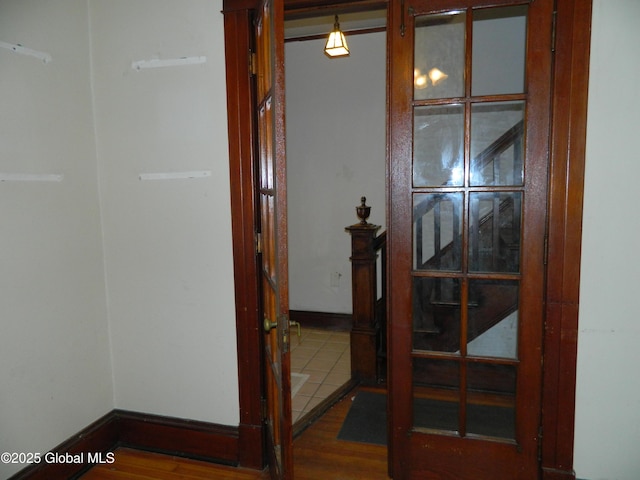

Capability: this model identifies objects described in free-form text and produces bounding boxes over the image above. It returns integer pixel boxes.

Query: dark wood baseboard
[9,410,240,480]
[542,467,577,480]
[116,410,239,464]
[7,411,119,480]
[289,310,352,332]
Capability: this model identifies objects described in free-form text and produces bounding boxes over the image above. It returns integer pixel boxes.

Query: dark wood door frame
[540,2,592,478]
[222,1,592,478]
[223,1,263,469]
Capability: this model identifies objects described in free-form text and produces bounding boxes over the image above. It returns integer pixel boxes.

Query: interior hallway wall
[0,1,113,477]
[575,1,640,479]
[1,1,239,476]
[286,32,386,315]
[89,0,239,424]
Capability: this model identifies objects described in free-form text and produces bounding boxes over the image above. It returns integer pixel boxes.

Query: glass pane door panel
[467,279,519,359]
[470,101,525,186]
[413,277,461,352]
[413,358,460,432]
[467,402,515,439]
[414,105,464,187]
[472,6,527,97]
[260,194,276,281]
[259,99,274,190]
[414,193,462,270]
[467,362,516,439]
[468,362,517,396]
[414,12,465,101]
[469,192,522,273]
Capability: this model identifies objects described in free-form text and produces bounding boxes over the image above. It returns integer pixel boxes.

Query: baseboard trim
[542,466,577,480]
[8,410,240,480]
[7,411,119,480]
[116,409,239,464]
[289,310,352,331]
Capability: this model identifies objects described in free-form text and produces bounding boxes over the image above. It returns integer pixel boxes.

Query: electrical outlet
[330,271,342,287]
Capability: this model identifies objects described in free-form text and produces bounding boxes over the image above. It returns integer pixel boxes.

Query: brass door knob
[263,317,277,332]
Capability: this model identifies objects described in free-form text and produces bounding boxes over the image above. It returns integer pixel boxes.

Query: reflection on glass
[469,192,521,273]
[413,358,460,432]
[467,279,519,359]
[472,5,527,96]
[467,363,516,438]
[262,195,276,280]
[258,100,274,190]
[414,105,464,187]
[413,193,462,270]
[415,12,465,100]
[413,277,461,352]
[470,102,525,186]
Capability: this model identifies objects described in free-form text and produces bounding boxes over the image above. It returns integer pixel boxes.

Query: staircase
[413,120,523,353]
[413,195,519,353]
[346,120,524,383]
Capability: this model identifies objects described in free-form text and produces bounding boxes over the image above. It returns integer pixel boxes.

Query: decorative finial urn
[356,196,371,225]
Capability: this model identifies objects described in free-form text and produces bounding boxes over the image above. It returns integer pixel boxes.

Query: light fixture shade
[324,15,350,58]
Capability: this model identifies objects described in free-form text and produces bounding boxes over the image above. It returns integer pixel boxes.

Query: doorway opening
[284,9,388,430]
[222,0,591,477]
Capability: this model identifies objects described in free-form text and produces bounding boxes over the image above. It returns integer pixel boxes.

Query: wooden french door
[388,0,553,478]
[254,0,292,478]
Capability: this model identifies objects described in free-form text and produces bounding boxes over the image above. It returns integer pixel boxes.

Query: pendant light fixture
[324,15,350,58]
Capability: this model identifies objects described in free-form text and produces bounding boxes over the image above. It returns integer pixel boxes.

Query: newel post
[345,197,381,383]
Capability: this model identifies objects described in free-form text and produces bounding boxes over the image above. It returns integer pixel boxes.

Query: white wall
[89,0,238,424]
[0,1,238,476]
[286,32,386,314]
[575,1,640,479]
[0,1,113,477]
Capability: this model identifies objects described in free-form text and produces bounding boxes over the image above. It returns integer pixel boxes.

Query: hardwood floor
[293,386,390,480]
[82,387,389,479]
[80,448,269,479]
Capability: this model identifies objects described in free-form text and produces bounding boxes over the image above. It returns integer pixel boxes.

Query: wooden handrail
[414,120,524,270]
[472,119,524,169]
[413,119,524,222]
[345,123,523,383]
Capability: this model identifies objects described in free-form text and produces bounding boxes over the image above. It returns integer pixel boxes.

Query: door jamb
[221,1,592,477]
[223,0,264,469]
[541,1,592,479]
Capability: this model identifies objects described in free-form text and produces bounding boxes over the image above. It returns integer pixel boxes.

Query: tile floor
[290,327,351,423]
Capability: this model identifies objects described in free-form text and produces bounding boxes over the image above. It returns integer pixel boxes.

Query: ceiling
[285,9,386,40]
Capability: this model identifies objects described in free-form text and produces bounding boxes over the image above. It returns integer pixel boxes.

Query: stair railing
[414,120,524,272]
[345,121,524,380]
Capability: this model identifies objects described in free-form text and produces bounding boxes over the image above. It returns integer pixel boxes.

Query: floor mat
[337,391,387,445]
[337,390,515,444]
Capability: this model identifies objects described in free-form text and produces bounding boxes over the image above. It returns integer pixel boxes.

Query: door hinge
[400,0,414,37]
[551,10,557,53]
[261,396,267,421]
[249,50,257,76]
[543,235,549,265]
[538,425,544,461]
[256,232,262,255]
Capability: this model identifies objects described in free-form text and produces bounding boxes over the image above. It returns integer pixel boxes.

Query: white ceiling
[285,10,386,40]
